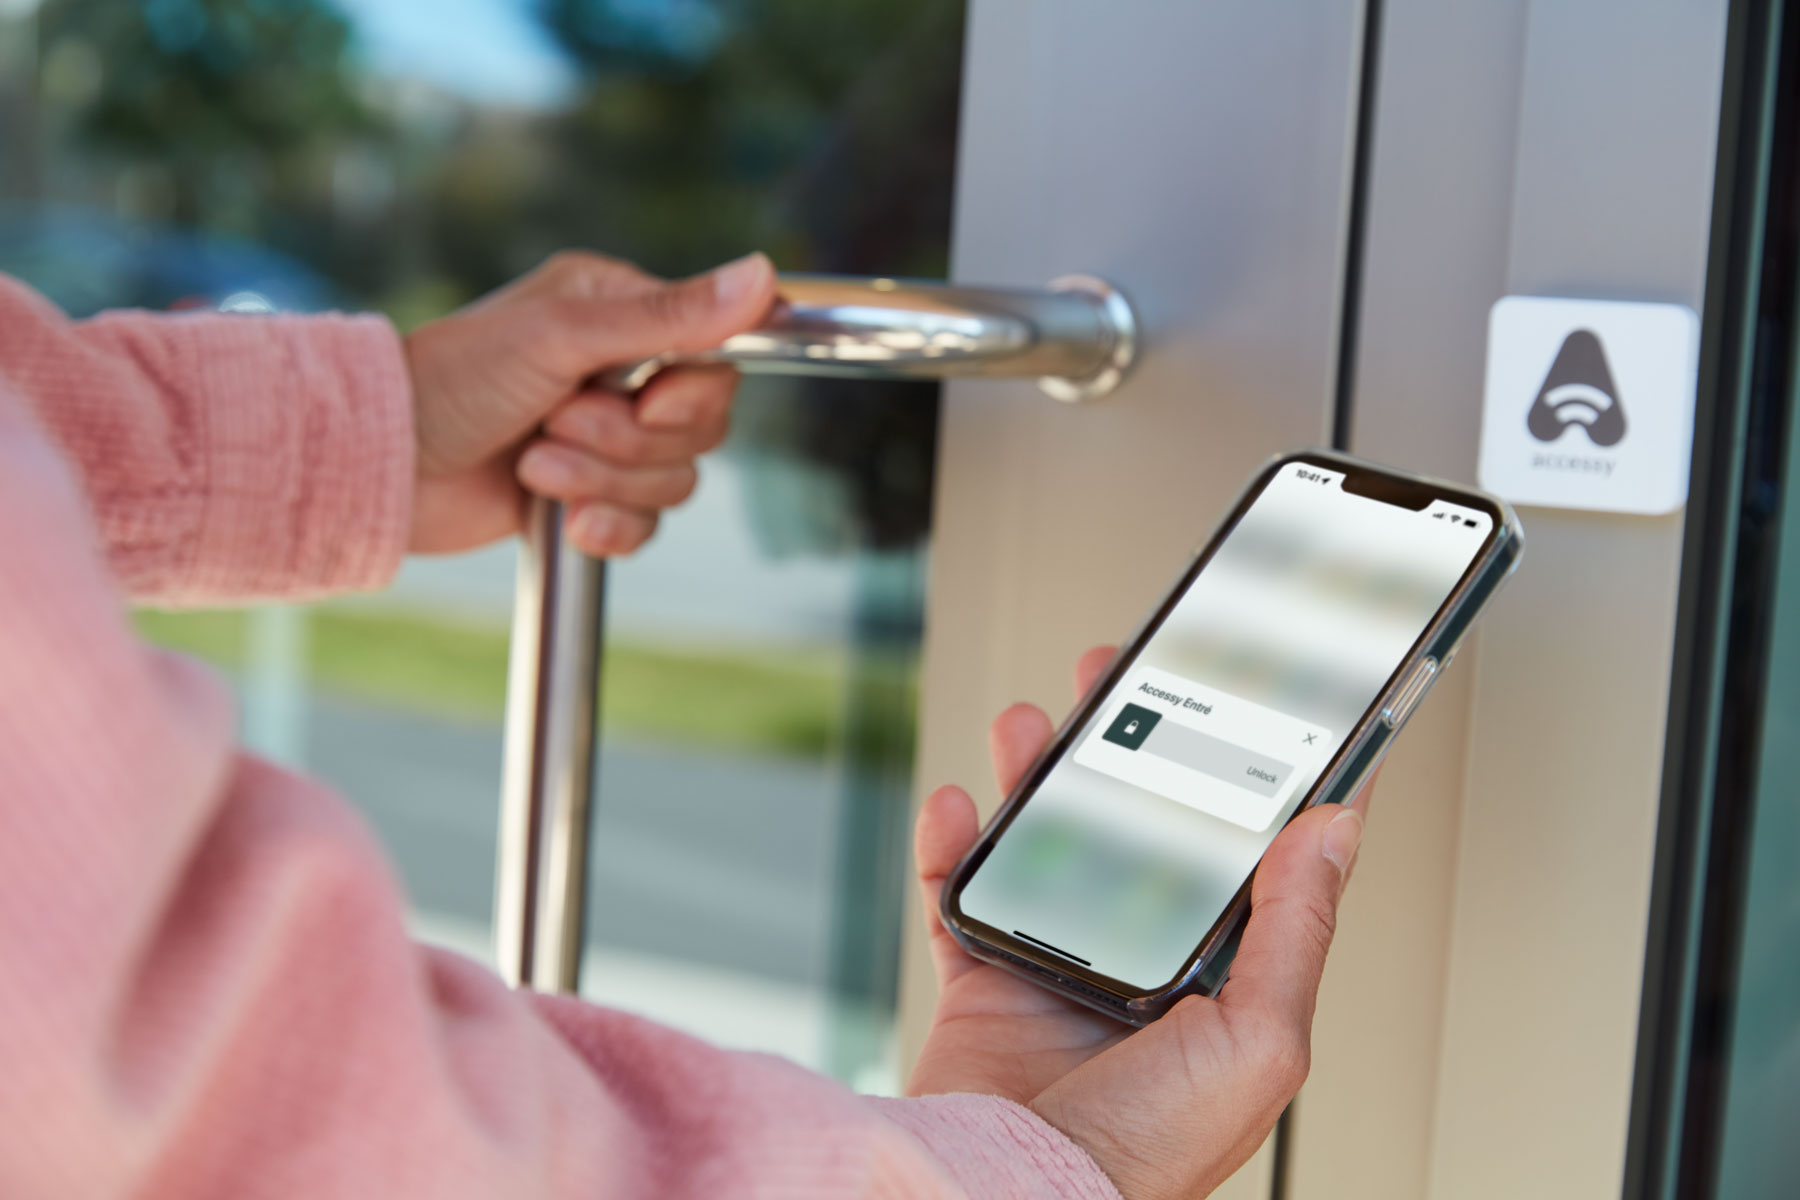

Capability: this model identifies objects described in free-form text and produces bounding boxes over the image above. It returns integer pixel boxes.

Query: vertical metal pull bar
[496,272,1138,993]
[497,498,603,991]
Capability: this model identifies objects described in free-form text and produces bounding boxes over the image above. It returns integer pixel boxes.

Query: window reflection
[2,0,962,1089]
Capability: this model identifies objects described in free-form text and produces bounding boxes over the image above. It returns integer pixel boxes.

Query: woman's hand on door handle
[909,645,1371,1200]
[402,249,776,556]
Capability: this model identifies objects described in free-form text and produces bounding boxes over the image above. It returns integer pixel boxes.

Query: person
[0,249,1368,1199]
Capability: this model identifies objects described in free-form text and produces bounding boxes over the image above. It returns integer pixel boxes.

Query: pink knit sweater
[0,275,1119,1200]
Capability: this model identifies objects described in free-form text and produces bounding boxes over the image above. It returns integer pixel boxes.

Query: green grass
[133,606,916,760]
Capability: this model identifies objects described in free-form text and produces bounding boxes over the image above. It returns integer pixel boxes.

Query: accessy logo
[1527,329,1627,447]
[1481,296,1697,515]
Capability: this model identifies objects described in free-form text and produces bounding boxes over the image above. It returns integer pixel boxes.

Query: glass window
[1710,397,1800,1195]
[2,0,963,1092]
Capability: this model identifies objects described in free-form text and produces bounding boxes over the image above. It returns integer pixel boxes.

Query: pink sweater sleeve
[0,276,413,604]
[0,275,1120,1200]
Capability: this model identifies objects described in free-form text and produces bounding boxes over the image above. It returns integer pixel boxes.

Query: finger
[634,364,739,432]
[1073,644,1118,699]
[1335,767,1381,889]
[914,784,984,985]
[1216,801,1363,1033]
[544,389,731,466]
[537,251,776,374]
[518,442,698,509]
[989,703,1054,795]
[519,249,661,304]
[564,502,659,558]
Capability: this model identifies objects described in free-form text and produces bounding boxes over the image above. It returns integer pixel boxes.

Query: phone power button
[1380,657,1440,730]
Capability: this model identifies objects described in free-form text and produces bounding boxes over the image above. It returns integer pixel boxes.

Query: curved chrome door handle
[609,273,1137,401]
[498,273,1139,993]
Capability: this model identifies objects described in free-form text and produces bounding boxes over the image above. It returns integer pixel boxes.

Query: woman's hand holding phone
[910,645,1371,1200]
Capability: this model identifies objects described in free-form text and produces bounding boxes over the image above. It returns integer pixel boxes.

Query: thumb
[914,785,983,985]
[1216,802,1363,1032]
[569,251,777,367]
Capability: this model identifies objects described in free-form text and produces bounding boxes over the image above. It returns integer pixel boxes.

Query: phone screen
[953,458,1500,992]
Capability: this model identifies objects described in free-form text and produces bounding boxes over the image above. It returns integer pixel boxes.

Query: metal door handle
[609,273,1137,401]
[496,273,1139,992]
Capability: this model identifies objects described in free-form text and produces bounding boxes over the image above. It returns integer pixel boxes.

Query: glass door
[556,5,966,1091]
[1,0,961,1094]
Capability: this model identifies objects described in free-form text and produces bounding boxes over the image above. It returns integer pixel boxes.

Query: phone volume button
[1380,657,1440,730]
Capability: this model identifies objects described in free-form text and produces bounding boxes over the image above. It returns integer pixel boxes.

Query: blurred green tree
[42,0,367,157]
[533,0,961,279]
[37,0,384,288]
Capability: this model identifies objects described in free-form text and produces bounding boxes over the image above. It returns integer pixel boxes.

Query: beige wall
[908,1,1728,1197]
[901,3,1366,1195]
[1296,3,1725,1198]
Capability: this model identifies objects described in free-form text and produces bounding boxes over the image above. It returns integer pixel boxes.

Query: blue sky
[332,0,580,109]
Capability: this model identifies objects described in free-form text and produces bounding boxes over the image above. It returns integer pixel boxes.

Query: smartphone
[940,450,1523,1025]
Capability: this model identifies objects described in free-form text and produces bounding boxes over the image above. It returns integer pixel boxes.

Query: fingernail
[643,397,701,428]
[558,408,605,446]
[573,507,620,552]
[1322,807,1364,876]
[712,251,771,305]
[640,384,703,428]
[520,445,573,488]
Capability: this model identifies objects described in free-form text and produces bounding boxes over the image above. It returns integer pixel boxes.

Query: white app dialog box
[1074,667,1333,832]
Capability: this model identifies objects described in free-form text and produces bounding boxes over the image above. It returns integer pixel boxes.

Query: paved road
[307,697,849,991]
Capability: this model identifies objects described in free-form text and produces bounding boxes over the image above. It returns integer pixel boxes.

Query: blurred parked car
[0,209,339,316]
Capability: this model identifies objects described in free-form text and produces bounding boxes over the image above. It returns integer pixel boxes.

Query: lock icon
[1104,703,1160,749]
